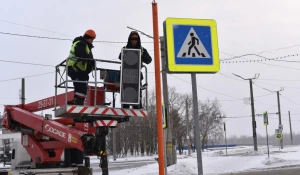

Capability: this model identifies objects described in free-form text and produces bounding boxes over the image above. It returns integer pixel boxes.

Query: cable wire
[217,73,245,83]
[0,59,54,67]
[280,94,300,106]
[0,31,153,43]
[0,72,54,83]
[252,82,273,92]
[0,19,73,37]
[169,74,241,99]
[221,54,299,63]
[254,81,300,90]
[241,57,300,71]
[257,78,300,82]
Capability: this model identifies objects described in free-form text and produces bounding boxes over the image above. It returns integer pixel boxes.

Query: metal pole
[21,78,25,109]
[277,91,283,149]
[94,59,97,106]
[152,2,165,174]
[191,73,203,175]
[249,79,258,151]
[160,36,174,167]
[163,129,167,175]
[288,111,293,145]
[113,92,116,161]
[266,125,269,158]
[54,66,58,113]
[224,123,227,156]
[144,66,148,111]
[65,59,69,106]
[186,98,191,156]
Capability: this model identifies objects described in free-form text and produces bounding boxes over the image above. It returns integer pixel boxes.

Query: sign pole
[224,123,228,156]
[263,111,270,158]
[191,73,203,175]
[163,17,219,175]
[152,2,165,175]
[266,125,269,158]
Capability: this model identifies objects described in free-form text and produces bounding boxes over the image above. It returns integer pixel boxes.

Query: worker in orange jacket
[67,30,96,105]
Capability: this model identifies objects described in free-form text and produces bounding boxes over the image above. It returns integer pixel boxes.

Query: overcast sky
[0,0,300,139]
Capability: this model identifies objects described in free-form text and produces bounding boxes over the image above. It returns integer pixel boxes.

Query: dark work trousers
[68,66,89,99]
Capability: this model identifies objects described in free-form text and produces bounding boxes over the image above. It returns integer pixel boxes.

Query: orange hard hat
[84,29,96,38]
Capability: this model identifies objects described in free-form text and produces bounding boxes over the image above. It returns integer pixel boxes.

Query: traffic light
[120,48,141,105]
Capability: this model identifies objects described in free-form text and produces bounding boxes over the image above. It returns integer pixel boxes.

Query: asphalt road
[224,165,300,175]
[90,158,157,174]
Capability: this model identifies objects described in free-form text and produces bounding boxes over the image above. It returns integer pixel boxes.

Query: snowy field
[102,145,300,175]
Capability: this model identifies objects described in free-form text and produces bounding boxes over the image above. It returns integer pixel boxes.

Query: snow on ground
[104,145,300,175]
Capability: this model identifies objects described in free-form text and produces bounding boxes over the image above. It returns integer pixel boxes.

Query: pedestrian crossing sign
[163,18,220,73]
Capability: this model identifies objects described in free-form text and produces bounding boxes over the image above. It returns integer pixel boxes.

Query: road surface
[90,157,156,174]
[224,165,300,175]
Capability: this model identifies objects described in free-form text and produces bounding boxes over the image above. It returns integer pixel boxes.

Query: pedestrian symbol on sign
[177,27,211,59]
[187,32,201,57]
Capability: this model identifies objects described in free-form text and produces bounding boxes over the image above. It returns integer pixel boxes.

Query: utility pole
[186,97,191,156]
[224,123,228,156]
[233,73,259,151]
[160,36,174,168]
[21,78,25,108]
[112,93,117,161]
[275,88,284,149]
[288,111,293,145]
[152,3,166,173]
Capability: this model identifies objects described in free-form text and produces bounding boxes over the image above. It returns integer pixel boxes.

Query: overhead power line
[222,43,300,60]
[252,82,273,92]
[0,19,73,37]
[221,53,299,63]
[0,31,153,43]
[257,78,300,82]
[256,44,300,55]
[255,100,275,107]
[221,52,300,71]
[219,92,273,102]
[280,94,300,106]
[0,59,54,67]
[241,58,300,71]
[0,72,54,83]
[254,81,300,90]
[218,73,245,83]
[169,74,241,100]
[0,32,72,41]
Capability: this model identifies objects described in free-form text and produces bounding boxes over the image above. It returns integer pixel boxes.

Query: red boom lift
[1,58,148,175]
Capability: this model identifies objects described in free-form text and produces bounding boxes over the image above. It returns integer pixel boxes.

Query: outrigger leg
[95,126,109,175]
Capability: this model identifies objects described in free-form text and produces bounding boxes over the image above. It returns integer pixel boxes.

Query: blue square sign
[164,18,220,73]
[173,25,213,65]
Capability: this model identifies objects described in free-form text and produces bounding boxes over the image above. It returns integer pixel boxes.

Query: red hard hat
[84,29,96,38]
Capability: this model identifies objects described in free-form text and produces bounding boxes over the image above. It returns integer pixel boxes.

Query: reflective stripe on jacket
[67,40,91,71]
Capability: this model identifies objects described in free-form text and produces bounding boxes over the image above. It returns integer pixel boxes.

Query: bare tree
[107,88,225,158]
[198,99,224,149]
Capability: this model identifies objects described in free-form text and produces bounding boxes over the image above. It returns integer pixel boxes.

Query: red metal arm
[3,106,85,151]
[19,91,74,112]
